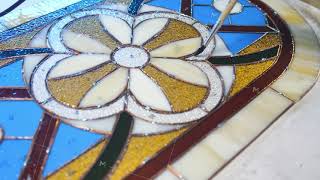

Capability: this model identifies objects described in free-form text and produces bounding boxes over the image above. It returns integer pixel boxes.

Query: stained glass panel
[0,0,319,179]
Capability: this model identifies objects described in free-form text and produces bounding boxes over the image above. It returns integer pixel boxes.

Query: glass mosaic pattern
[0,0,319,179]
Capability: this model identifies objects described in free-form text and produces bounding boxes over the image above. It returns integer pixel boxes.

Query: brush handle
[204,0,238,47]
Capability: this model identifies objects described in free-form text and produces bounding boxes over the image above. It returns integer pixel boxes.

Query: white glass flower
[25,9,227,135]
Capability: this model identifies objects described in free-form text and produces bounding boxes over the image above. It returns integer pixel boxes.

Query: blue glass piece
[238,0,254,6]
[230,7,266,26]
[193,0,254,6]
[0,0,104,42]
[0,60,24,86]
[43,123,103,176]
[193,0,212,4]
[146,0,181,12]
[218,32,264,54]
[193,5,230,25]
[0,101,42,136]
[0,140,31,180]
[128,0,144,15]
[0,48,52,60]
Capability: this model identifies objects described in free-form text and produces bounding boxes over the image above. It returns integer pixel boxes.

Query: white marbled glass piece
[62,30,112,53]
[134,12,196,26]
[79,68,128,108]
[23,25,51,84]
[216,66,235,96]
[129,69,172,111]
[186,22,215,61]
[154,169,179,180]
[100,15,132,44]
[63,114,185,135]
[133,18,168,45]
[213,35,232,56]
[48,54,110,79]
[150,37,202,58]
[29,25,50,48]
[150,58,209,87]
[171,88,293,179]
[132,116,184,135]
[62,116,117,135]
[138,4,173,13]
[24,55,47,84]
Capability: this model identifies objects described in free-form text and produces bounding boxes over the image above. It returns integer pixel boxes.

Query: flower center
[112,46,149,68]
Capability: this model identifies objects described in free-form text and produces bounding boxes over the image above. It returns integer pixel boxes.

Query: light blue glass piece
[193,0,212,4]
[0,101,42,136]
[230,7,267,26]
[193,5,230,25]
[238,0,254,6]
[43,123,103,176]
[193,0,254,6]
[146,0,181,12]
[218,32,264,54]
[0,60,24,87]
[0,140,31,180]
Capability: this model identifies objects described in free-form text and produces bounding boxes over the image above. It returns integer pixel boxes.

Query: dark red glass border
[20,113,59,180]
[0,87,31,99]
[126,0,294,179]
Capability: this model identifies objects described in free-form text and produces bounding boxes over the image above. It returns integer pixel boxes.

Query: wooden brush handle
[218,0,238,22]
[205,0,238,46]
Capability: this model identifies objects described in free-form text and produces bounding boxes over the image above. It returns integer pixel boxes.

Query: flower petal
[144,19,201,51]
[132,18,168,45]
[143,65,208,112]
[150,58,209,87]
[150,37,202,58]
[48,54,111,79]
[47,64,116,108]
[100,15,132,44]
[64,16,120,50]
[129,69,172,112]
[62,30,112,53]
[79,68,128,108]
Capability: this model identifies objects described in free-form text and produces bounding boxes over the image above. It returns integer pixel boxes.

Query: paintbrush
[195,0,238,55]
